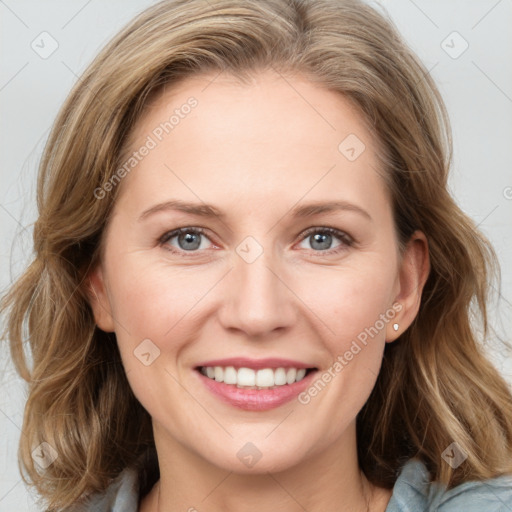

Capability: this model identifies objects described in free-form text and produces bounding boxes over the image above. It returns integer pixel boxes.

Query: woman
[2,0,512,510]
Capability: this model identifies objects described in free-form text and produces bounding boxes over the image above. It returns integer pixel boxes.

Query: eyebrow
[138,199,372,222]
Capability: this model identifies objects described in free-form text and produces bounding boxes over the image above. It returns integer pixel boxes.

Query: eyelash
[158,226,354,258]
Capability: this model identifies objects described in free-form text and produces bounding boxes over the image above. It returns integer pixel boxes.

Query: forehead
[113,69,389,220]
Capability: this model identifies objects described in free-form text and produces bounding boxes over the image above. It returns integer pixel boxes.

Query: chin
[201,439,312,475]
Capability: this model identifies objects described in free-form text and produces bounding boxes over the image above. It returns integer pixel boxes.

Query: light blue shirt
[68,457,512,511]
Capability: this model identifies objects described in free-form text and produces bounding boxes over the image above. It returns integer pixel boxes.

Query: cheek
[107,254,206,327]
[296,257,396,348]
[292,265,395,433]
[104,258,209,413]
[103,254,212,374]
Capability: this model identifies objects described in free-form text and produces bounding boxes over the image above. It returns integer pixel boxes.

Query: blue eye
[159,227,211,254]
[158,226,353,257]
[298,227,354,254]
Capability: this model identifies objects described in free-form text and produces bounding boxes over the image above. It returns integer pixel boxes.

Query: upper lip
[195,357,316,370]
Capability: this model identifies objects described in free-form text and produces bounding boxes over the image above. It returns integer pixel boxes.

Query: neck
[140,420,392,512]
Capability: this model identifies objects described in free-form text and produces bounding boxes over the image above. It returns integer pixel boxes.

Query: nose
[218,244,297,338]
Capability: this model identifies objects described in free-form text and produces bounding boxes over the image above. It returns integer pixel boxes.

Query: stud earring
[393,323,399,331]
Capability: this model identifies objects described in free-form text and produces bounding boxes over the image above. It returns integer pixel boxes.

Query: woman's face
[89,70,427,474]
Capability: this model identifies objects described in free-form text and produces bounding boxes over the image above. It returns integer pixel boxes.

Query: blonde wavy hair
[2,0,512,509]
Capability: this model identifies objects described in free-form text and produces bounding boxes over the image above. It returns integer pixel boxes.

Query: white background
[1,0,511,509]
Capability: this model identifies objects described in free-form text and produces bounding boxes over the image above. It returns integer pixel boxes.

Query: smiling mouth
[196,366,318,390]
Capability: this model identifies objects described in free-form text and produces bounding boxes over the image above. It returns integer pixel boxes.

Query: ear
[85,264,116,333]
[386,229,430,342]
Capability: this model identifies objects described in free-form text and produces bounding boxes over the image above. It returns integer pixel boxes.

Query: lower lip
[196,369,318,411]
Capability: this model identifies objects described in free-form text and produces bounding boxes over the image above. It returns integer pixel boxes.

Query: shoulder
[63,458,512,512]
[64,467,140,512]
[385,457,512,512]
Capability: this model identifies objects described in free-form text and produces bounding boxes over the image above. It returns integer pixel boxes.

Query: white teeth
[274,367,287,386]
[286,368,297,384]
[237,367,256,387]
[256,368,274,387]
[214,366,224,382]
[200,365,312,388]
[223,366,237,385]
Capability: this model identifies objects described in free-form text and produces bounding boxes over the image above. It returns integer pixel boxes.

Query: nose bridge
[220,236,295,336]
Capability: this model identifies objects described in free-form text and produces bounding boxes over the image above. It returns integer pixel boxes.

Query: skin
[88,69,430,512]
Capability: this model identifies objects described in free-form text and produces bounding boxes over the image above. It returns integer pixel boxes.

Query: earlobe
[386,230,430,342]
[86,265,116,333]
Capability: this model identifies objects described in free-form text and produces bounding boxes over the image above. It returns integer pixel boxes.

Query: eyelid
[298,226,354,245]
[158,226,216,251]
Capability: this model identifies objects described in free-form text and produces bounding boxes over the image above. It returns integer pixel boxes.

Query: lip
[195,357,313,370]
[195,366,318,411]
